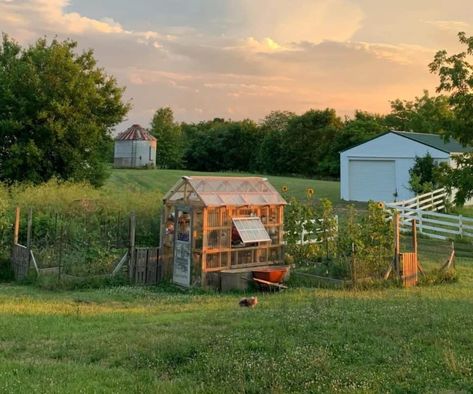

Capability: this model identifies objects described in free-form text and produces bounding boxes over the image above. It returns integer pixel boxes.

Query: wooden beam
[411,219,417,255]
[394,212,400,277]
[201,207,208,286]
[129,212,136,282]
[13,207,20,245]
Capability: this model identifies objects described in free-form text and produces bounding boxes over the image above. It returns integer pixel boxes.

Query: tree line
[150,90,454,179]
[1,32,473,203]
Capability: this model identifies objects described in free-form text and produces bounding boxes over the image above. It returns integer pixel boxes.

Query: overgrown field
[1,260,472,393]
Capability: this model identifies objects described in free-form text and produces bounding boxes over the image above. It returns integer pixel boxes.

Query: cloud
[0,0,164,46]
[424,20,471,32]
[233,37,285,53]
[235,0,364,44]
[0,0,449,125]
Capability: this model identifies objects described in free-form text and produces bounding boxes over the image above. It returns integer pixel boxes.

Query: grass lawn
[106,168,341,205]
[1,261,473,393]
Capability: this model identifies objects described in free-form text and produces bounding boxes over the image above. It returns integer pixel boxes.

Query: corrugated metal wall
[114,140,156,168]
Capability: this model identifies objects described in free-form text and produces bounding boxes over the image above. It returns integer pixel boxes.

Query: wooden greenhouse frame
[159,176,287,287]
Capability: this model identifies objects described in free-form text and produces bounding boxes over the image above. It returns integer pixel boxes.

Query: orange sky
[1,0,472,127]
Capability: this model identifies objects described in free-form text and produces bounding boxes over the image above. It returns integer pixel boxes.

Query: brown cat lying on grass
[239,296,258,308]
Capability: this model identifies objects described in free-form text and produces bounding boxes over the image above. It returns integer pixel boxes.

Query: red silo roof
[115,124,157,141]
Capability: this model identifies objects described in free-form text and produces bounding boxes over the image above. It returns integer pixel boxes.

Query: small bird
[239,296,258,308]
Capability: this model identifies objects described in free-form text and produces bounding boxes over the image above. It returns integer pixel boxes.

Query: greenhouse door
[173,208,192,287]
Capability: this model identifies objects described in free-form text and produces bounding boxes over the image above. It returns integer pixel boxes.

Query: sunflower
[281,185,288,193]
[306,188,315,198]
[377,202,385,209]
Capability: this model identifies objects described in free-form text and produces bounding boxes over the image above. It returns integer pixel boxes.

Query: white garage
[340,131,470,203]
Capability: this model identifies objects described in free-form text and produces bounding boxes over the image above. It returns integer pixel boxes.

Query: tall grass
[0,179,163,278]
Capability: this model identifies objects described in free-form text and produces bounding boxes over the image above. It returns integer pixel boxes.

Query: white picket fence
[291,216,338,245]
[385,188,473,240]
[385,188,448,212]
[393,207,473,240]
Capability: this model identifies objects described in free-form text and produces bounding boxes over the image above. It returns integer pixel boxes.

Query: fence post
[13,207,20,245]
[26,208,33,267]
[459,215,463,238]
[129,212,136,282]
[418,210,423,235]
[411,219,417,255]
[416,195,420,210]
[394,212,400,277]
[351,243,356,287]
[58,220,64,281]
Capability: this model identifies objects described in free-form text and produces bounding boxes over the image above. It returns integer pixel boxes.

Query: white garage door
[349,160,396,202]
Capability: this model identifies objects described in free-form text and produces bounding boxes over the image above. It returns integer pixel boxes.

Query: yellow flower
[306,188,315,198]
[281,185,288,193]
[377,202,385,209]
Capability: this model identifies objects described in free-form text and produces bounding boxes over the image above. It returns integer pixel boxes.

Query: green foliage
[281,109,343,177]
[183,118,263,172]
[287,198,393,283]
[429,32,473,204]
[438,154,473,205]
[408,153,443,194]
[150,107,184,168]
[418,268,458,286]
[257,111,296,174]
[354,202,394,280]
[0,34,129,186]
[0,179,162,275]
[385,90,454,133]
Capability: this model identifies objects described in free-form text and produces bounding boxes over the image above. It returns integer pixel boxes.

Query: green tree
[182,119,262,172]
[0,34,129,186]
[281,109,343,177]
[150,107,183,168]
[257,111,295,174]
[408,153,442,194]
[429,32,473,204]
[385,90,454,134]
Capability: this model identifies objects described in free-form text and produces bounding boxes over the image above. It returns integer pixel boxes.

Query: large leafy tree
[183,119,262,172]
[281,109,343,177]
[257,111,296,174]
[429,32,473,204]
[385,90,454,134]
[0,34,129,186]
[150,107,183,168]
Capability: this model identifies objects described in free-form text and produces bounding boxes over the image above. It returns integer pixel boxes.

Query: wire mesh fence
[14,208,160,277]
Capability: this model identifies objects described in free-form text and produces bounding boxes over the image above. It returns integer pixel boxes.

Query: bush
[286,199,393,284]
[418,268,458,286]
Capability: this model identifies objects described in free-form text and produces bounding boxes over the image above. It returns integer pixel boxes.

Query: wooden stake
[129,212,136,282]
[26,208,33,251]
[411,219,417,255]
[394,212,400,277]
[26,208,33,267]
[13,207,20,245]
[351,243,357,286]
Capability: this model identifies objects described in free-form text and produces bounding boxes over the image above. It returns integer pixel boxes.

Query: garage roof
[393,131,471,154]
[341,131,471,154]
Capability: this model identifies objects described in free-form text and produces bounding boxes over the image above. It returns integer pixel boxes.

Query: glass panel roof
[232,217,271,243]
[185,176,286,207]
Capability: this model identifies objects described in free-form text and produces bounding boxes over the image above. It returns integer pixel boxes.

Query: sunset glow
[1,0,471,125]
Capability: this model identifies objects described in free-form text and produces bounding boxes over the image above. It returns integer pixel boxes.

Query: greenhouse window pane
[232,217,270,243]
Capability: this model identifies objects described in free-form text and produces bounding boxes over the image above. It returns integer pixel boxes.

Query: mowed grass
[106,168,341,205]
[1,262,473,393]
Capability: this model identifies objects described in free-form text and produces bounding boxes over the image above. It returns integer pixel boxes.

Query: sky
[0,0,472,129]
